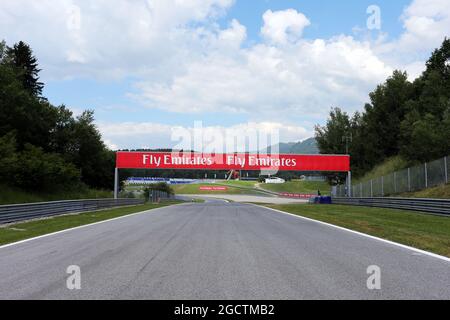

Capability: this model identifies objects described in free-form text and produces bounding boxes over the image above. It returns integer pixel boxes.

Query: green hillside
[401,183,450,199]
[263,138,319,154]
[289,138,319,154]
[354,156,409,184]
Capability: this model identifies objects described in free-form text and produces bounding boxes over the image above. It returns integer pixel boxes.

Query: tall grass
[0,184,113,205]
[355,156,409,183]
[401,183,450,199]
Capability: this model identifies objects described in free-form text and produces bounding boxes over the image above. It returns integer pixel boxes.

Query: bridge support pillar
[347,171,352,198]
[114,168,119,199]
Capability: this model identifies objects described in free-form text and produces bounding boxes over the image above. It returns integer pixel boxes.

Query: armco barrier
[279,193,316,199]
[332,197,450,215]
[0,198,145,224]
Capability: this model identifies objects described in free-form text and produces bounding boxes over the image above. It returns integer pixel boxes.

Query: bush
[144,182,174,201]
[13,144,81,191]
[0,133,18,185]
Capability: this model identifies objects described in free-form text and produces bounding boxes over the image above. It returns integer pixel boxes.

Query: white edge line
[253,204,450,263]
[0,202,188,250]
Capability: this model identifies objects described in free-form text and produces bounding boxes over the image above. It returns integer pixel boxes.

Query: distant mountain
[289,137,319,154]
[262,137,319,154]
[122,138,319,155]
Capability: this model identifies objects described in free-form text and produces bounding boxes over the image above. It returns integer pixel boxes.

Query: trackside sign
[116,152,350,172]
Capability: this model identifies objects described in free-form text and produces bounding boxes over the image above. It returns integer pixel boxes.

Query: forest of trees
[0,40,115,192]
[315,38,450,177]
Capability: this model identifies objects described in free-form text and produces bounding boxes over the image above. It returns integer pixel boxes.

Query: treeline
[315,38,450,177]
[0,40,115,192]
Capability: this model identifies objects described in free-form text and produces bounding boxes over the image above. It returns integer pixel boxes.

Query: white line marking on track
[253,204,450,263]
[0,203,188,250]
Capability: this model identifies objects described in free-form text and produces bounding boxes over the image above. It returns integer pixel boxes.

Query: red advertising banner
[116,152,350,172]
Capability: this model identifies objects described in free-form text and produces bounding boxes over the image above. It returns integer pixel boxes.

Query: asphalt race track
[0,200,449,299]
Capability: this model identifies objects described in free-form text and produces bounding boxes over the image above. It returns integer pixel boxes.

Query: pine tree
[7,41,44,97]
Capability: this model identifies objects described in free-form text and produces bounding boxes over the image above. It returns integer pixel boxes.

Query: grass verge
[172,183,260,195]
[0,184,113,205]
[218,181,257,188]
[0,201,182,246]
[400,183,450,199]
[265,204,450,257]
[259,181,331,195]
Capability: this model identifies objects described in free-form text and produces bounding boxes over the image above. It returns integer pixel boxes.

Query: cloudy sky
[1,0,449,150]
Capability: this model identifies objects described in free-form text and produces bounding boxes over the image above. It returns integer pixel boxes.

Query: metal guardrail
[0,198,145,224]
[332,197,450,215]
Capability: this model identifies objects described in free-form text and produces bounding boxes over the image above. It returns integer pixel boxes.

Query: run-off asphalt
[0,200,449,299]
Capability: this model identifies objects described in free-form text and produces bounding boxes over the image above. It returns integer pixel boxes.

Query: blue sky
[220,0,409,41]
[2,0,448,150]
[45,0,411,125]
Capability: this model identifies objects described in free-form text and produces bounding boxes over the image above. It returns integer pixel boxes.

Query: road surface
[178,194,309,204]
[0,200,449,299]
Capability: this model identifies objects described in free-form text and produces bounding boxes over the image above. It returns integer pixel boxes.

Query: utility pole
[342,133,353,155]
[114,168,119,199]
[342,133,353,198]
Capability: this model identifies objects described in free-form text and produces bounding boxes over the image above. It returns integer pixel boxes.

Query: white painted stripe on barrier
[254,204,450,263]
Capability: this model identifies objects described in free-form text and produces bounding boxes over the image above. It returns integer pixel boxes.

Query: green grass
[123,185,147,191]
[355,156,409,184]
[172,183,259,195]
[0,201,182,246]
[266,204,450,257]
[0,184,113,205]
[218,180,257,188]
[400,183,450,199]
[258,180,331,195]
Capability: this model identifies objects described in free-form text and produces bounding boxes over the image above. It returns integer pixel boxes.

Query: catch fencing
[0,198,145,224]
[333,155,449,197]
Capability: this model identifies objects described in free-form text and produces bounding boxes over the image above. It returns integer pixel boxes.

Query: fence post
[114,168,119,199]
[370,179,373,198]
[424,162,428,189]
[445,156,448,183]
[347,171,352,197]
[360,183,363,197]
[394,172,397,193]
[381,176,384,197]
[408,167,411,192]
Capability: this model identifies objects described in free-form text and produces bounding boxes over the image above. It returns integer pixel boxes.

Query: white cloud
[219,19,247,49]
[261,9,311,45]
[98,121,311,151]
[133,35,392,118]
[400,0,450,51]
[374,0,450,79]
[0,0,234,79]
[1,0,450,149]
